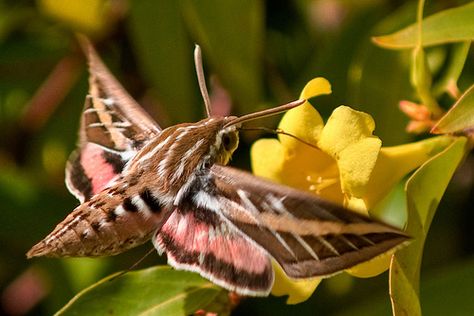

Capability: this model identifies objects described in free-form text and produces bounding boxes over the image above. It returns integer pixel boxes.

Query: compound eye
[222,132,238,152]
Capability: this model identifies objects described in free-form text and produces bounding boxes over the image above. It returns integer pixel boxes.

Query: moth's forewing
[66,42,161,202]
[210,165,409,279]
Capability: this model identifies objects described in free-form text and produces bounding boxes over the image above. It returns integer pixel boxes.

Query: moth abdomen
[27,188,164,258]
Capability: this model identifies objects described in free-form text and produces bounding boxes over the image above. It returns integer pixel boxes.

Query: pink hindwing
[155,207,273,296]
[28,41,409,297]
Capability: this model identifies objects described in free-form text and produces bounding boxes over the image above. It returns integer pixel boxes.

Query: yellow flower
[39,0,114,36]
[251,78,453,304]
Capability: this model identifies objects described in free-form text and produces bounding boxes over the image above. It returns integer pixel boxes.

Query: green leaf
[56,266,230,316]
[371,181,407,229]
[389,136,468,316]
[432,83,474,134]
[61,258,111,293]
[182,0,264,114]
[373,2,474,49]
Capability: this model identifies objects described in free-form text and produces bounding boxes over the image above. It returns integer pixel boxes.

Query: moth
[27,41,408,296]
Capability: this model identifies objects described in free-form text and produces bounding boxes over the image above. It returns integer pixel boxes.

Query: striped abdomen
[27,183,169,258]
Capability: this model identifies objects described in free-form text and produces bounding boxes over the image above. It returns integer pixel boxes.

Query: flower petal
[364,135,455,209]
[346,250,394,278]
[299,77,333,100]
[346,196,368,214]
[338,137,382,198]
[278,78,331,150]
[318,106,381,198]
[271,262,321,304]
[39,0,111,35]
[251,137,343,203]
[318,106,376,155]
[250,138,285,183]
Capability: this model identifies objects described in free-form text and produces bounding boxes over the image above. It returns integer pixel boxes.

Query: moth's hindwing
[154,205,274,296]
[66,143,128,202]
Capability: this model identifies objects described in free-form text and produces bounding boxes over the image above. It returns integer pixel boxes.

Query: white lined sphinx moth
[27,40,408,296]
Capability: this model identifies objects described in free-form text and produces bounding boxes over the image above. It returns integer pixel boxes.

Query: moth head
[209,97,306,165]
[214,122,240,165]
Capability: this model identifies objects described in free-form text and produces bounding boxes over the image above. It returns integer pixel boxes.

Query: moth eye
[222,132,238,152]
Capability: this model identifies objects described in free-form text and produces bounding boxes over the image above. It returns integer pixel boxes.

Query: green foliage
[373,1,474,49]
[432,84,474,133]
[128,1,197,123]
[390,136,467,316]
[0,0,473,315]
[56,266,229,316]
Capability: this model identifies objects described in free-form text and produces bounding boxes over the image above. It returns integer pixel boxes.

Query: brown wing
[209,165,409,279]
[66,39,161,202]
[80,39,161,150]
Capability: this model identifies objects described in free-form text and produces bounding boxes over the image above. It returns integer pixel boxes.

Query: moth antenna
[241,126,319,150]
[194,44,212,118]
[224,99,305,127]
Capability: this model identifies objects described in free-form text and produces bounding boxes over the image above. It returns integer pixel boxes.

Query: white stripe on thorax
[139,135,172,164]
[157,122,208,177]
[157,128,189,177]
[170,138,206,184]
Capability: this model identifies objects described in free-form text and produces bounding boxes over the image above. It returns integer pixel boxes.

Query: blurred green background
[0,0,472,315]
